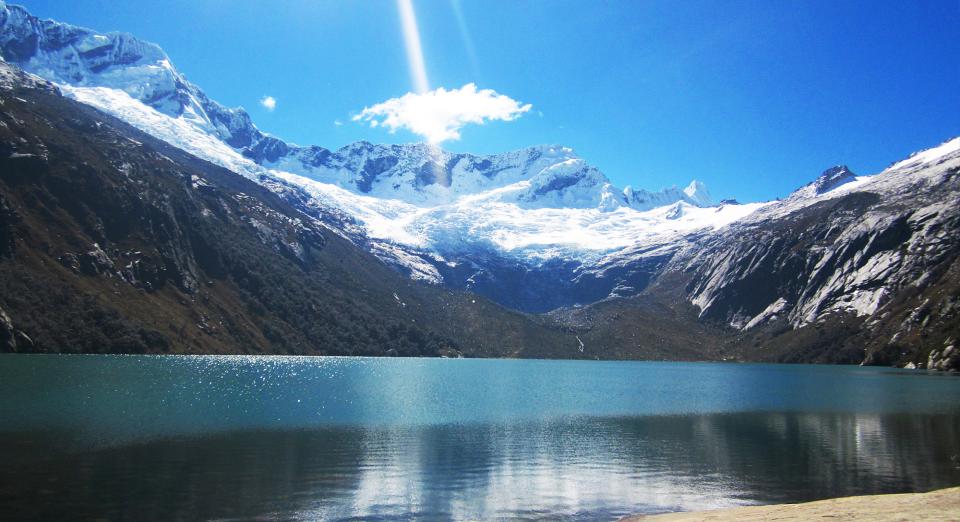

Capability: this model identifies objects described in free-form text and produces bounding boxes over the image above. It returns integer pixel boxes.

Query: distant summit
[812,165,857,195]
[0,1,713,213]
[683,180,713,207]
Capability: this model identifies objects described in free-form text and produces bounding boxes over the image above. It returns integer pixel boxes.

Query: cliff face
[560,149,960,367]
[677,148,960,366]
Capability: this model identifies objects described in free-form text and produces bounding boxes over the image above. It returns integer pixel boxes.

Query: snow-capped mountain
[0,0,742,310]
[0,1,711,211]
[682,140,960,327]
[536,134,958,364]
[0,1,263,149]
[3,2,959,367]
[810,165,858,195]
[0,61,574,357]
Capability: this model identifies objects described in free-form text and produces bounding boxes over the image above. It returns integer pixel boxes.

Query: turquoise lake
[1,355,959,520]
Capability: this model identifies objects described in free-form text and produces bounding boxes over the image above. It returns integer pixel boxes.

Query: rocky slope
[564,141,960,367]
[0,1,741,313]
[1,2,959,367]
[0,60,572,357]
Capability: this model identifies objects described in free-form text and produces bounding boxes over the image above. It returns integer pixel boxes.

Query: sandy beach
[625,486,960,521]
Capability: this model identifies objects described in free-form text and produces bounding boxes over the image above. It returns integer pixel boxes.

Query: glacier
[62,84,766,261]
[0,2,756,260]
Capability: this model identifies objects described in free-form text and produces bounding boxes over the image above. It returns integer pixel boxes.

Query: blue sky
[17,0,960,202]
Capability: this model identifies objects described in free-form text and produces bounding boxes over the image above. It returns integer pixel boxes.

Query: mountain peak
[0,2,264,150]
[623,180,714,211]
[0,1,722,214]
[812,165,856,194]
[683,180,713,207]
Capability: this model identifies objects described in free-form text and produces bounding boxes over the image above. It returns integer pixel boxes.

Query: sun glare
[397,0,429,94]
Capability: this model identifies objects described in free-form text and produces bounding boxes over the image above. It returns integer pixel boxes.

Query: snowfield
[15,1,954,289]
[61,84,767,265]
[63,80,959,283]
[7,0,960,321]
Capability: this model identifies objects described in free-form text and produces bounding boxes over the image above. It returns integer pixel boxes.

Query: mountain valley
[1,1,959,368]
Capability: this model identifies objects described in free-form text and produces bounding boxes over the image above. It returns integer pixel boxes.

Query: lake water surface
[1,355,959,520]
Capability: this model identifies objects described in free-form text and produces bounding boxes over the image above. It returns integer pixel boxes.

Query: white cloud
[352,83,531,143]
[333,119,343,126]
[260,95,277,111]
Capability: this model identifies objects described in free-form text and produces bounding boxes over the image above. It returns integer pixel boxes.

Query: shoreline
[625,486,960,521]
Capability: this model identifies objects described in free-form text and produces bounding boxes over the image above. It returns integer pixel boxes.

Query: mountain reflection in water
[1,355,959,520]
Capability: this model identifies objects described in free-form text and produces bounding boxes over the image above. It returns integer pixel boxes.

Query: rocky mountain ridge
[560,138,960,367]
[0,1,711,212]
[0,1,743,313]
[1,2,959,368]
[0,61,572,356]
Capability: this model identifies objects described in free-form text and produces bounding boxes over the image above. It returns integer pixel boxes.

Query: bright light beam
[397,0,429,94]
[396,1,444,192]
[450,0,480,79]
